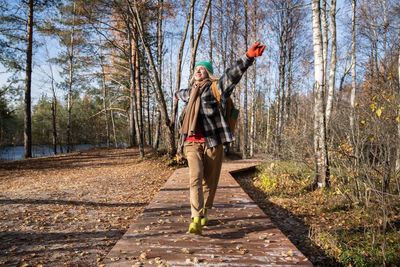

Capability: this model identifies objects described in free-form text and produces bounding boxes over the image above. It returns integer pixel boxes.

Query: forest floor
[3,147,396,266]
[0,147,175,266]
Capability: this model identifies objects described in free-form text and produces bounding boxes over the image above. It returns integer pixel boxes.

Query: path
[102,159,313,266]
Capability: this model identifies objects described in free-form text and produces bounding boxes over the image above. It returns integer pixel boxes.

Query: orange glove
[246,41,266,58]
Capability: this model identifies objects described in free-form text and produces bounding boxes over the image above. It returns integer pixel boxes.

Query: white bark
[321,0,328,85]
[312,0,329,188]
[350,0,356,140]
[243,0,249,159]
[325,0,337,127]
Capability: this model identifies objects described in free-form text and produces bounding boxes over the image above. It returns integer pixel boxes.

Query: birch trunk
[249,2,258,158]
[325,0,337,127]
[250,66,256,157]
[312,0,329,188]
[242,0,249,159]
[350,0,356,143]
[321,0,328,86]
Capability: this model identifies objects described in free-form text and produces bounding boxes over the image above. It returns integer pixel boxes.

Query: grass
[253,160,400,266]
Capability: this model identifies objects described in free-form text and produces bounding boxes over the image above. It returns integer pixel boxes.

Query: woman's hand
[246,41,266,58]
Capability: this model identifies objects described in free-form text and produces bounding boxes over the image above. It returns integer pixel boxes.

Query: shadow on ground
[232,167,342,267]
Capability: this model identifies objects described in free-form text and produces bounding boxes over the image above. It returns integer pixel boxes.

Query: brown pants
[184,141,224,218]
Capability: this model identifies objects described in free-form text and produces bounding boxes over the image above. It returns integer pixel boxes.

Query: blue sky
[0,0,354,107]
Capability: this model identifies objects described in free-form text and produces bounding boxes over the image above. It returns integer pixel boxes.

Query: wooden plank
[103,160,313,266]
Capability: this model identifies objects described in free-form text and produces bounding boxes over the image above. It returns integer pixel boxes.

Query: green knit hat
[194,60,213,75]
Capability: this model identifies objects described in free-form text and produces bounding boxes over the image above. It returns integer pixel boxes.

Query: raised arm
[217,42,266,101]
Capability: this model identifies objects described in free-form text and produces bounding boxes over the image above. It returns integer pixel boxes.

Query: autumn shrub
[255,161,314,196]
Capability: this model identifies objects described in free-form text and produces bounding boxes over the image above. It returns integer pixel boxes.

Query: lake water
[0,144,104,162]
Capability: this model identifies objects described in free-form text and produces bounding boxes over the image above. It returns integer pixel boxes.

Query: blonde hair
[190,69,219,86]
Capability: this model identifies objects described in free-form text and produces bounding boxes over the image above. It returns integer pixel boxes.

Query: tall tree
[131,0,175,155]
[242,0,249,159]
[325,0,337,127]
[66,1,76,153]
[350,0,357,145]
[24,0,34,158]
[396,20,400,171]
[132,0,211,156]
[0,0,56,158]
[311,0,330,188]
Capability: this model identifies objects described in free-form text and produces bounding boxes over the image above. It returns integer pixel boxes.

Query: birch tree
[325,0,337,127]
[311,0,329,188]
[350,0,356,145]
[242,0,249,159]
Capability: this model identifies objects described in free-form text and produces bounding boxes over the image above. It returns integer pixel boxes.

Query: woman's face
[194,65,209,82]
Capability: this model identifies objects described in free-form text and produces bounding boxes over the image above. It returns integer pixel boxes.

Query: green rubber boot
[188,216,202,235]
[201,208,209,226]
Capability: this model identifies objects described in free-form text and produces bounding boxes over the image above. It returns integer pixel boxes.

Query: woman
[175,42,265,235]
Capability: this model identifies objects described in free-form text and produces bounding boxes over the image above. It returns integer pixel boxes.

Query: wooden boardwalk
[103,159,313,266]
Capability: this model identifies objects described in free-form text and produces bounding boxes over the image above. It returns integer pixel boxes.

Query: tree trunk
[132,0,176,156]
[325,0,337,127]
[284,24,294,126]
[146,84,151,145]
[129,52,136,148]
[396,22,400,171]
[127,17,144,157]
[100,55,110,148]
[350,0,356,145]
[172,0,193,131]
[24,0,33,158]
[50,61,58,155]
[153,108,161,151]
[111,110,118,148]
[208,2,213,64]
[312,0,329,188]
[249,1,258,158]
[66,2,76,153]
[250,66,256,158]
[242,0,249,159]
[135,41,144,156]
[189,0,212,76]
[43,32,58,155]
[321,0,328,86]
[275,0,287,156]
[266,77,271,152]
